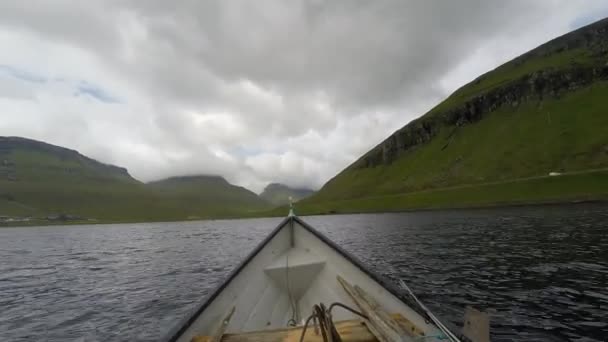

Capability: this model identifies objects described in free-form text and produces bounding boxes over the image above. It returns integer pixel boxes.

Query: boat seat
[264,247,326,299]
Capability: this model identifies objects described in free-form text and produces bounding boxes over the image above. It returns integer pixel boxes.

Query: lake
[1,203,606,341]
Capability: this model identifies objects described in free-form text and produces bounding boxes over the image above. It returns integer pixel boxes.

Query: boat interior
[172,217,447,342]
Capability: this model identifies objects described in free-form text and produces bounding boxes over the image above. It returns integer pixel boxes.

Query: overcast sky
[1,1,607,192]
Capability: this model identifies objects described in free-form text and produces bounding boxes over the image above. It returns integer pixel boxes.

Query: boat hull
[165,216,448,342]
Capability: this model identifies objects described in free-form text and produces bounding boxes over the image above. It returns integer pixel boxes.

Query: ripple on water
[1,204,607,341]
[0,268,58,281]
[583,290,608,302]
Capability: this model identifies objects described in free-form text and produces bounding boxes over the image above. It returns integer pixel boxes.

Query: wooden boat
[165,213,465,342]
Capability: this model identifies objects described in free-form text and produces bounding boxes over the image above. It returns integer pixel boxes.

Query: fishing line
[398,279,460,342]
[386,261,459,341]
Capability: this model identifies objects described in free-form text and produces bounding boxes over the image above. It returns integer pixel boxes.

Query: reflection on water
[1,203,606,341]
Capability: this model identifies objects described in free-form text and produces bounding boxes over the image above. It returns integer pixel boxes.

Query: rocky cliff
[353,17,608,169]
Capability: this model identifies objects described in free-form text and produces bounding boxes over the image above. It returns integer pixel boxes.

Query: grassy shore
[3,170,607,227]
[267,169,608,216]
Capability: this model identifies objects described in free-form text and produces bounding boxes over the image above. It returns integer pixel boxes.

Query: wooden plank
[392,315,424,338]
[337,276,415,342]
[191,314,415,342]
[192,336,212,342]
[191,316,375,342]
[353,285,425,337]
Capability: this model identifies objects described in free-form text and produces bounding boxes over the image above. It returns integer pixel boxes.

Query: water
[1,203,606,341]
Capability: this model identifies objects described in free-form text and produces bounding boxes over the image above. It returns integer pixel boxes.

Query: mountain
[0,136,149,220]
[298,18,608,214]
[147,175,269,214]
[259,183,315,206]
[0,137,269,222]
[0,136,135,183]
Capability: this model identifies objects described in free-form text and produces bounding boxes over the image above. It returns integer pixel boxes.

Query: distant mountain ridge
[148,175,267,210]
[0,136,133,182]
[259,183,315,206]
[149,174,230,185]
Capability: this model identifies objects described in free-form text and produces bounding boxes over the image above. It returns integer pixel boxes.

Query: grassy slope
[425,17,603,121]
[1,147,163,221]
[301,19,608,213]
[284,170,608,216]
[314,83,608,202]
[147,176,270,218]
[430,46,595,117]
[0,145,270,222]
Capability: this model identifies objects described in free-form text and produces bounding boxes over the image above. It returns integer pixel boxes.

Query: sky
[1,1,607,193]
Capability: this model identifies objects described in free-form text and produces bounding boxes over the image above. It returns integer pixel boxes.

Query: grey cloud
[0,1,606,191]
[0,1,120,53]
[126,1,538,109]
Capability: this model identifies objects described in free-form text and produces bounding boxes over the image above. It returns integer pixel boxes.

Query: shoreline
[2,197,607,228]
[293,197,608,217]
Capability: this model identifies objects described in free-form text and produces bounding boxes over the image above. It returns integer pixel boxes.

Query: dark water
[1,204,607,341]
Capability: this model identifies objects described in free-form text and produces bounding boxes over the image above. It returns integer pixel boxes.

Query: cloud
[0,65,47,84]
[75,81,121,104]
[0,1,606,192]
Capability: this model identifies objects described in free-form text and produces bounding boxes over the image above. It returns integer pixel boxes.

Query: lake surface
[1,203,607,341]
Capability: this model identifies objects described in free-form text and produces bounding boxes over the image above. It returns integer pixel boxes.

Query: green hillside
[298,17,608,214]
[147,175,269,217]
[259,183,315,206]
[0,137,270,224]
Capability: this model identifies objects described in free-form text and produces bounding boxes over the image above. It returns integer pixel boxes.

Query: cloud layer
[1,1,607,192]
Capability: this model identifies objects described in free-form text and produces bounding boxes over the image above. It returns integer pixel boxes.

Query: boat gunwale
[164,216,441,342]
[165,216,291,342]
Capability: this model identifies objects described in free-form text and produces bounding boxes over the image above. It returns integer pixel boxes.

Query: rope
[299,302,368,342]
[285,253,298,326]
[327,302,367,318]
